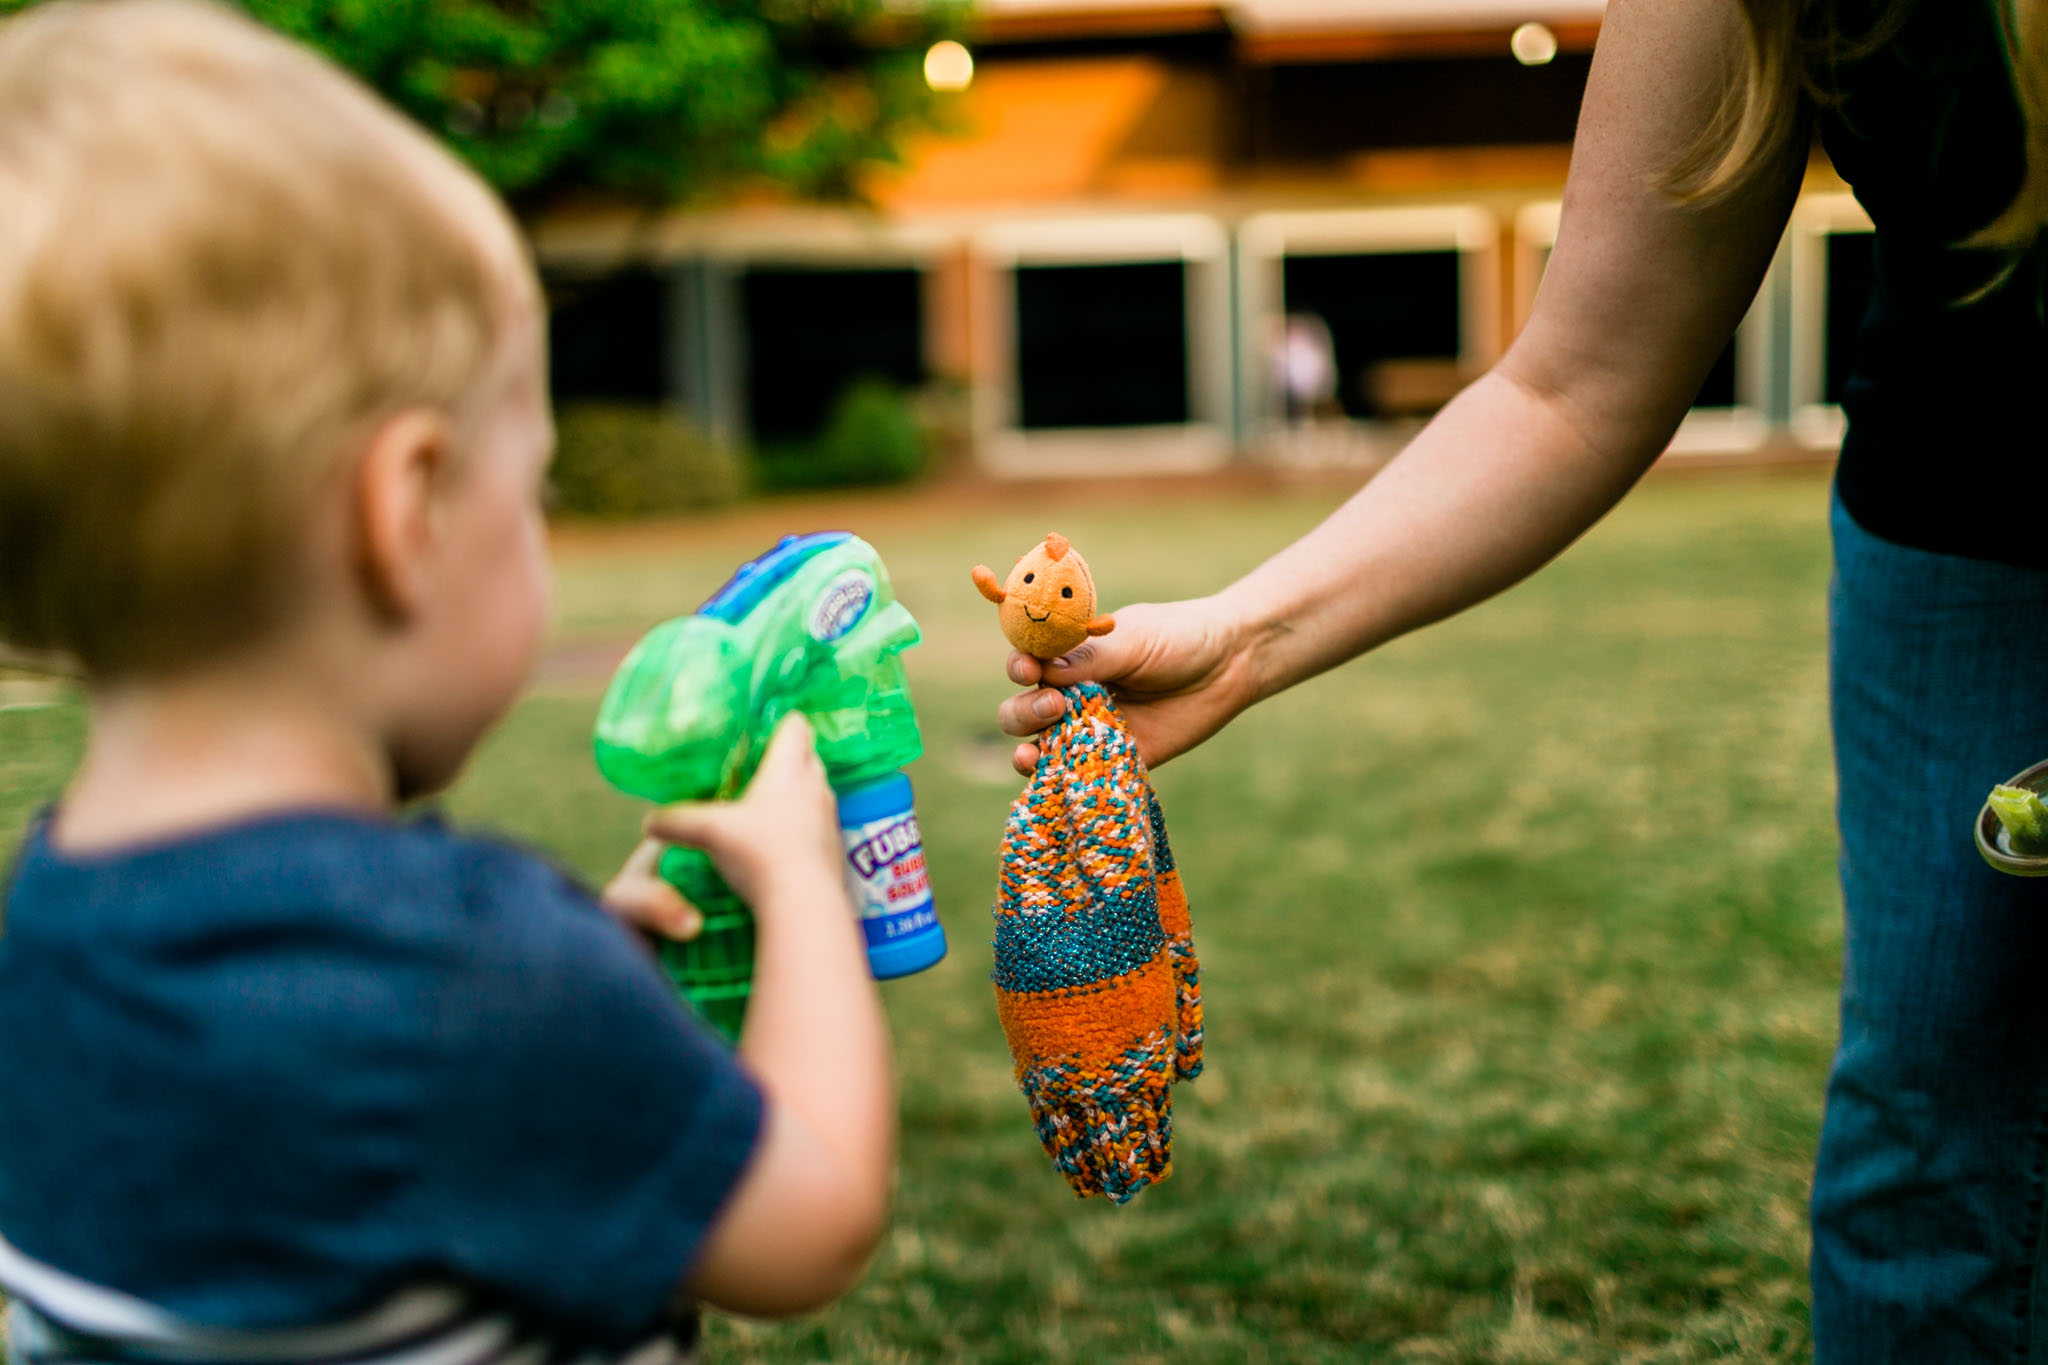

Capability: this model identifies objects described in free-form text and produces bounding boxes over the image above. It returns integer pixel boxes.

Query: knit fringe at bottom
[1017,1025,1177,1204]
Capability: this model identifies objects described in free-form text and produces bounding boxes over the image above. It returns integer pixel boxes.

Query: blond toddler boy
[0,4,894,1361]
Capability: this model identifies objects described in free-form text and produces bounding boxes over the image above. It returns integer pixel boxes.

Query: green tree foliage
[0,0,965,209]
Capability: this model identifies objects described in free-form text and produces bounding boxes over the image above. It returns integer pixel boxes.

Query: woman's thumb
[1039,622,1134,688]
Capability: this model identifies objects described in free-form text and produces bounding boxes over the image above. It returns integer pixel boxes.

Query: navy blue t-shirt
[0,810,762,1352]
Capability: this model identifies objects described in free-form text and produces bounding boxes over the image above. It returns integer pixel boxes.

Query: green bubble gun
[593,533,944,1042]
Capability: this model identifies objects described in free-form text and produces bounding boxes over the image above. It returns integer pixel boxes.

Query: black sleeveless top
[1819,0,2048,567]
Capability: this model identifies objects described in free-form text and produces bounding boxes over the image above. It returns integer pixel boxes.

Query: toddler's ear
[353,408,451,623]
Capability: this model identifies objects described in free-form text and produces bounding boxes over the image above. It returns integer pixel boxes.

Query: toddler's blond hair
[0,0,538,678]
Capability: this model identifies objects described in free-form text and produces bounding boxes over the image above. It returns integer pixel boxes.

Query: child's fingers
[609,878,703,941]
[647,714,837,897]
[1007,651,1044,686]
[602,839,703,940]
[752,712,824,785]
[616,834,664,881]
[753,713,843,859]
[1012,741,1041,777]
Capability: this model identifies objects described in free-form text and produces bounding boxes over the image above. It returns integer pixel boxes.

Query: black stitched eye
[1061,587,1073,598]
[1023,573,1034,583]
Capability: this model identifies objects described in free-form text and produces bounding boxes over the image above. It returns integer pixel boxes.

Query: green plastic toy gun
[593,533,945,1041]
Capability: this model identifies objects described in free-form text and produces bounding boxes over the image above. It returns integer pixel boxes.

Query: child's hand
[600,838,704,942]
[643,714,844,913]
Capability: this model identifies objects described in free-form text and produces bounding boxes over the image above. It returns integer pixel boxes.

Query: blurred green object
[593,533,927,1040]
[1986,784,2048,854]
[549,403,742,518]
[754,377,930,493]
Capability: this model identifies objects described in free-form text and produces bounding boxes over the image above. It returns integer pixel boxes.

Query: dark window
[743,267,924,443]
[1282,251,1460,418]
[546,268,665,403]
[1016,261,1189,428]
[1825,231,1877,405]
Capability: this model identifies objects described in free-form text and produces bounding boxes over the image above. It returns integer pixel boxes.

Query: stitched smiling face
[1001,533,1097,657]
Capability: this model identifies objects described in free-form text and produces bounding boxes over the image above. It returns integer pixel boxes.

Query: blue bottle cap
[836,771,914,825]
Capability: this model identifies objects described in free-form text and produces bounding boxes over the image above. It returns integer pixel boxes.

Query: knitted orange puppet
[972,534,1202,1203]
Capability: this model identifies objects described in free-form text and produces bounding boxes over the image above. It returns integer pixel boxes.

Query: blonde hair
[1672,0,2048,256]
[0,0,538,678]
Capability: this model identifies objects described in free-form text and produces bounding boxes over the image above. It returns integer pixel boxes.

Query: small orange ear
[1045,532,1070,561]
[1086,614,1115,637]
[972,564,1007,604]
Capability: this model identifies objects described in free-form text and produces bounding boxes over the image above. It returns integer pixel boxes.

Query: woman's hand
[998,596,1260,774]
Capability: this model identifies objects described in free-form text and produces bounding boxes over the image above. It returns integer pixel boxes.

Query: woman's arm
[1226,0,1808,692]
[1003,0,1813,769]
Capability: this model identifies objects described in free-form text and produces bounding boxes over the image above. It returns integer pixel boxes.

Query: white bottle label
[842,808,935,948]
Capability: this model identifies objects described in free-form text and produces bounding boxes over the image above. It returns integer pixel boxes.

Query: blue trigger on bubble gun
[591,533,944,1042]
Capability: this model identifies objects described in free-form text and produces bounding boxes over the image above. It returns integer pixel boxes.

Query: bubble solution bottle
[593,533,944,1041]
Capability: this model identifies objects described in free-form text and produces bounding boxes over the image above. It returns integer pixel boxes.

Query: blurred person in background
[1001,0,2048,1358]
[1273,312,1340,424]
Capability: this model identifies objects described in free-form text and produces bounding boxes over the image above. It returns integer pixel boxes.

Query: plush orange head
[972,532,1115,659]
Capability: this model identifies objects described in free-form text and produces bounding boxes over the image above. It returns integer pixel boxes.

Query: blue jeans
[1815,493,2048,1361]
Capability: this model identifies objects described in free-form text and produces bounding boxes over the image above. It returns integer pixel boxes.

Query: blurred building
[535,0,1872,476]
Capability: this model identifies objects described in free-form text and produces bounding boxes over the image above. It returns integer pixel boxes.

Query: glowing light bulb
[924,40,974,92]
[1511,22,1559,66]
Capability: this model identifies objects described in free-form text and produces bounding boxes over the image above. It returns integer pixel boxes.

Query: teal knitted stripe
[989,681,1166,995]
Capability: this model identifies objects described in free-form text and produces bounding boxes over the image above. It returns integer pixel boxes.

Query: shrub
[752,376,930,493]
[548,404,744,518]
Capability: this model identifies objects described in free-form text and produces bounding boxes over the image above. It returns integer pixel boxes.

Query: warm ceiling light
[924,40,974,92]
[1511,22,1559,65]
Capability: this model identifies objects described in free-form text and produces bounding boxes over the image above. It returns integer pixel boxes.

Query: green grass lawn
[0,466,1841,1362]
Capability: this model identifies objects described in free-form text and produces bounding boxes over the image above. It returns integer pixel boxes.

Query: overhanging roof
[1226,0,1605,30]
[975,0,1606,58]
